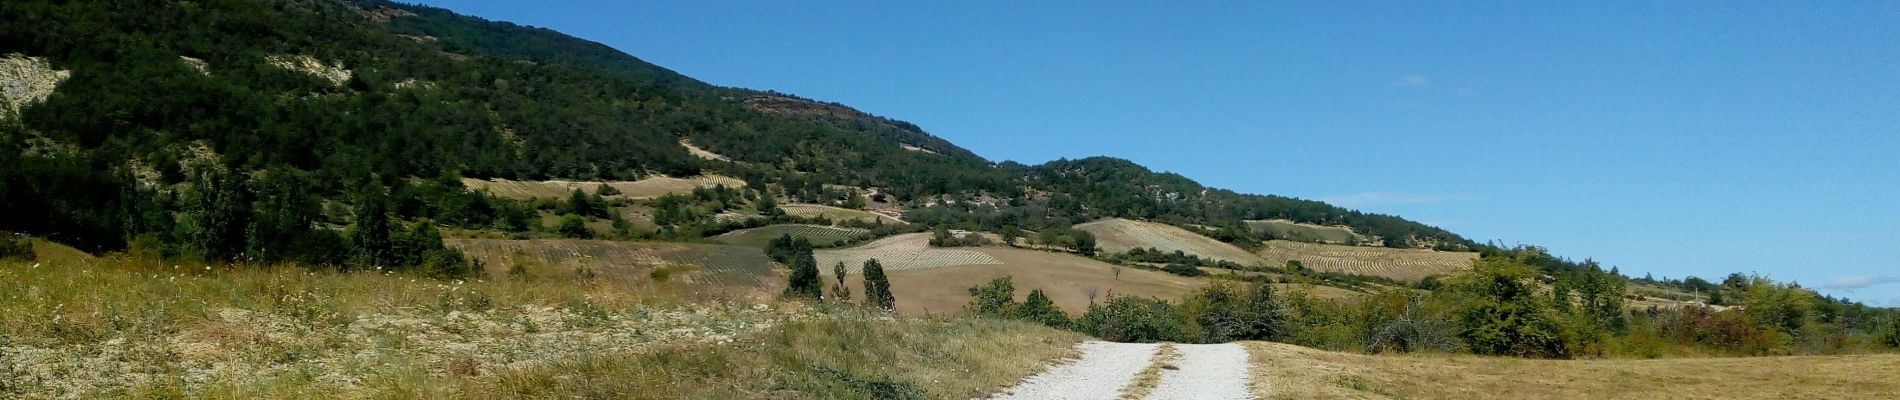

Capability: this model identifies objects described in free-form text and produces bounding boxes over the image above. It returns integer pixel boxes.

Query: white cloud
[1393,74,1431,88]
[1318,192,1475,208]
[1824,275,1900,290]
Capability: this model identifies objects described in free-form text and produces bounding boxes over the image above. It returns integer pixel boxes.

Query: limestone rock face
[0,53,70,119]
[265,54,351,86]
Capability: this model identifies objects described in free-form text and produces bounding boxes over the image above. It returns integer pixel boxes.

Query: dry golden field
[1246,341,1900,399]
[830,246,1212,315]
[1075,218,1267,265]
[812,233,1002,274]
[445,238,781,301]
[1254,240,1477,282]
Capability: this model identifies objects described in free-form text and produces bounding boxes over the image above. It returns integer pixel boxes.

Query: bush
[1072,295,1191,343]
[1017,289,1069,328]
[557,214,592,238]
[1162,263,1204,277]
[784,252,822,300]
[965,276,1018,316]
[0,233,33,261]
[1454,257,1576,358]
[1881,319,1900,349]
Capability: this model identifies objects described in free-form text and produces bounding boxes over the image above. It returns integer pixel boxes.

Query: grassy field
[0,239,1082,399]
[446,239,780,301]
[1075,218,1266,265]
[1254,240,1477,282]
[832,246,1212,315]
[1245,219,1365,244]
[813,233,1002,274]
[1246,341,1900,399]
[713,224,869,248]
[461,174,746,200]
[780,204,905,225]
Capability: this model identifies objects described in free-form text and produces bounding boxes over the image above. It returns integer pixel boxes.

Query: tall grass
[0,240,1080,399]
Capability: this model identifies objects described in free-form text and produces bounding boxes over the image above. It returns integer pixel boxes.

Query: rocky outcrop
[265,54,351,86]
[0,53,70,119]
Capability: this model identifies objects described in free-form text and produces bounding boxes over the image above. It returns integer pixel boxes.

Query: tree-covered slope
[0,0,1465,253]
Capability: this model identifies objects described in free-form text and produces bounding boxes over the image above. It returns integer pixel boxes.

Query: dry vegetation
[1246,341,1900,399]
[1120,343,1179,399]
[1244,219,1365,244]
[0,240,1083,399]
[1076,218,1266,265]
[460,175,745,200]
[779,204,905,224]
[833,247,1210,315]
[1254,240,1476,282]
[445,239,780,301]
[813,233,1001,274]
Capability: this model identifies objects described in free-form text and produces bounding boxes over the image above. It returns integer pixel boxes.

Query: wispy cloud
[1824,275,1900,290]
[1318,192,1475,208]
[1393,74,1431,88]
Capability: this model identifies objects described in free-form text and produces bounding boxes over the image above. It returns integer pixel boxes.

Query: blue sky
[413,1,1900,306]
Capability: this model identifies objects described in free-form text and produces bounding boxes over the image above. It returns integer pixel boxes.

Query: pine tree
[862,258,894,310]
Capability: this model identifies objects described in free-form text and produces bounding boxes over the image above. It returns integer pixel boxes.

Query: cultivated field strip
[1244,219,1363,244]
[813,233,1000,274]
[713,224,869,248]
[1254,240,1476,282]
[461,174,746,199]
[1075,219,1266,265]
[780,204,906,224]
[447,239,775,287]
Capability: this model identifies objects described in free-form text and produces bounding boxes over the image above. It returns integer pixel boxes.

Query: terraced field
[781,204,906,224]
[461,174,746,200]
[1244,219,1365,244]
[1074,218,1267,265]
[1255,240,1476,282]
[446,239,779,293]
[813,233,999,274]
[713,224,869,248]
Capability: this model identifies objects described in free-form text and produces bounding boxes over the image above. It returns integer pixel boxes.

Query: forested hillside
[0,0,1468,257]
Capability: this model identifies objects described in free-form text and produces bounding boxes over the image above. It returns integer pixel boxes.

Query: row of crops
[713,224,871,248]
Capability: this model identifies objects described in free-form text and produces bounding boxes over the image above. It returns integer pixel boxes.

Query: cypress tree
[784,252,822,299]
[863,258,894,310]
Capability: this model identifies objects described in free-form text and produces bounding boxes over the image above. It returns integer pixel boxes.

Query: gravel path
[989,341,1160,400]
[1143,343,1254,400]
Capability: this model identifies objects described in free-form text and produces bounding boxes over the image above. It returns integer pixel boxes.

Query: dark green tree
[784,252,822,299]
[557,214,592,238]
[863,258,894,310]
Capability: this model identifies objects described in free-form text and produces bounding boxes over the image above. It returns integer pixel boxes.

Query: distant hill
[0,0,1469,258]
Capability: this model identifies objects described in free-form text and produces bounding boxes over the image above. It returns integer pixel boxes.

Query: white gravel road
[989,341,1160,400]
[1143,343,1253,400]
[987,341,1255,400]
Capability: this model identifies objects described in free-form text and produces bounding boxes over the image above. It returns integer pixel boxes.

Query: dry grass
[813,233,1002,274]
[1246,341,1900,399]
[1120,343,1179,399]
[0,240,1082,399]
[831,247,1211,315]
[445,238,781,302]
[1076,218,1266,265]
[780,204,905,224]
[1254,240,1476,282]
[468,315,1085,399]
[461,174,745,200]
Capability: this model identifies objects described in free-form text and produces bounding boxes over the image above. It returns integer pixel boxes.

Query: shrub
[1017,289,1069,328]
[1454,257,1576,358]
[1880,319,1900,350]
[556,214,592,239]
[1072,295,1191,343]
[965,276,1018,316]
[0,233,33,261]
[1162,263,1204,277]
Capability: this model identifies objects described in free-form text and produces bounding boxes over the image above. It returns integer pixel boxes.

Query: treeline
[971,249,1900,358]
